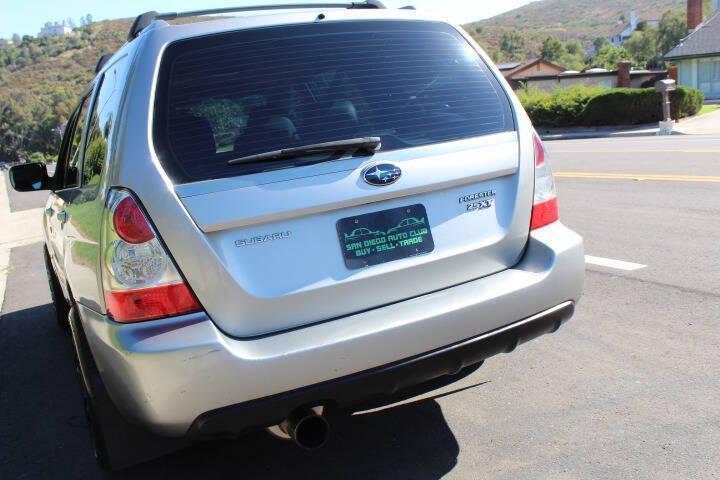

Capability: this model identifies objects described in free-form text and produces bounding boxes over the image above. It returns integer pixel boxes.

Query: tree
[540,36,566,62]
[29,152,46,164]
[67,18,77,29]
[489,49,507,64]
[538,36,586,71]
[556,52,586,71]
[657,9,687,55]
[12,33,21,43]
[499,30,527,60]
[590,44,632,70]
[624,26,660,67]
[593,37,610,53]
[565,39,584,56]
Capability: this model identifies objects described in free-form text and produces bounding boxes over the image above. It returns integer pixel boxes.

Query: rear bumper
[78,222,584,437]
[188,301,574,439]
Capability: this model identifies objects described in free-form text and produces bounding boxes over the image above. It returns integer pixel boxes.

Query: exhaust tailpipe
[279,408,330,450]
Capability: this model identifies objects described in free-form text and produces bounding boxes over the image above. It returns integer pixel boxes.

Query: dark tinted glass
[82,76,106,186]
[82,56,129,187]
[155,21,514,183]
[64,97,90,188]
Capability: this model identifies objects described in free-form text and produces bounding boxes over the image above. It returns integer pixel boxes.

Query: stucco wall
[520,73,664,92]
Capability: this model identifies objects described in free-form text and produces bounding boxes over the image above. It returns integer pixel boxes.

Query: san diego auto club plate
[336,204,435,270]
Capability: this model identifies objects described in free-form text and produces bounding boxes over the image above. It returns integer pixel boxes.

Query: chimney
[617,61,632,88]
[688,0,703,31]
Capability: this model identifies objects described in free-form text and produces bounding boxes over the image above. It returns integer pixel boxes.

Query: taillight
[101,190,201,323]
[530,132,559,230]
[113,197,154,244]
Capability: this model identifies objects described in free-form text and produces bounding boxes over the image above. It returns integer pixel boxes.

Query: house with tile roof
[496,58,567,83]
[665,4,720,99]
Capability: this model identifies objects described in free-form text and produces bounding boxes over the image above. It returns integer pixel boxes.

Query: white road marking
[585,255,647,271]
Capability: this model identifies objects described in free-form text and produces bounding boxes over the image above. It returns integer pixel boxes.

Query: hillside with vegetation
[466,0,685,57]
[0,19,130,163]
[463,0,716,64]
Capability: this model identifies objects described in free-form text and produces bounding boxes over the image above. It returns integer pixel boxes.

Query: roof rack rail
[128,1,386,40]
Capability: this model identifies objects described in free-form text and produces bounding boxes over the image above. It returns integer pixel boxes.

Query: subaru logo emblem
[362,163,402,186]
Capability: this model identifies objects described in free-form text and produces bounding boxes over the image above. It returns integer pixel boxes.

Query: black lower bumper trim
[188,302,575,439]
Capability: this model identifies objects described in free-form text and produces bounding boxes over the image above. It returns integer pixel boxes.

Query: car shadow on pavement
[0,303,98,479]
[117,400,459,480]
[1,301,460,480]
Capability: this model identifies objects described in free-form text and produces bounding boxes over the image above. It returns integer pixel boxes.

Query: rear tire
[68,305,189,471]
[44,247,70,329]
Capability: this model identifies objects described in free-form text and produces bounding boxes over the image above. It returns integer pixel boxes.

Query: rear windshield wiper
[227,137,381,166]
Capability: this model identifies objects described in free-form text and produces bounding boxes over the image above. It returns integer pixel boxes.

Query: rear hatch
[153,19,531,337]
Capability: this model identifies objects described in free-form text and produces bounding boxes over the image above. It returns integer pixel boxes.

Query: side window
[63,97,91,189]
[80,55,127,187]
[82,76,107,186]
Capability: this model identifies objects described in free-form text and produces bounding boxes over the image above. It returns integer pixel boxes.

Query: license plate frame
[336,204,435,270]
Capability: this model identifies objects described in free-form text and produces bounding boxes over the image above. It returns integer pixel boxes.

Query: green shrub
[670,86,704,119]
[582,88,662,125]
[583,86,704,125]
[519,85,705,127]
[517,85,605,128]
[28,152,47,164]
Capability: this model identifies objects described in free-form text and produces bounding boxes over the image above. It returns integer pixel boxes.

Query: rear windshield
[154,20,515,183]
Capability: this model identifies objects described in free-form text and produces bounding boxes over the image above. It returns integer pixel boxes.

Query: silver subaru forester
[10,1,584,470]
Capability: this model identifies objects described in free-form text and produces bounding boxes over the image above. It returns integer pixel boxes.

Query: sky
[0,0,536,38]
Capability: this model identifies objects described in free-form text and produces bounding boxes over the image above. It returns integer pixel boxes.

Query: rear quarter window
[154,20,515,183]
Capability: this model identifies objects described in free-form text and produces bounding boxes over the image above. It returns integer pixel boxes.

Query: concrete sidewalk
[675,109,720,135]
[0,171,45,312]
[540,124,659,141]
[541,110,720,141]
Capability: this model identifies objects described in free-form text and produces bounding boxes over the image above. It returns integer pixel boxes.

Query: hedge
[518,85,705,128]
[518,85,605,128]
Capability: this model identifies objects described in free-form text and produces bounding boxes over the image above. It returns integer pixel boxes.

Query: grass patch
[698,105,720,116]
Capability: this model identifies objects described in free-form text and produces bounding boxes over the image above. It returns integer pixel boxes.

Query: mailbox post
[655,79,676,136]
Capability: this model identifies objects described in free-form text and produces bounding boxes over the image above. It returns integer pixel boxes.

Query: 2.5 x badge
[459,190,496,212]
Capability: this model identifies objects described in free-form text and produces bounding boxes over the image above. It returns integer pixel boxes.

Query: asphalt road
[1,135,719,479]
